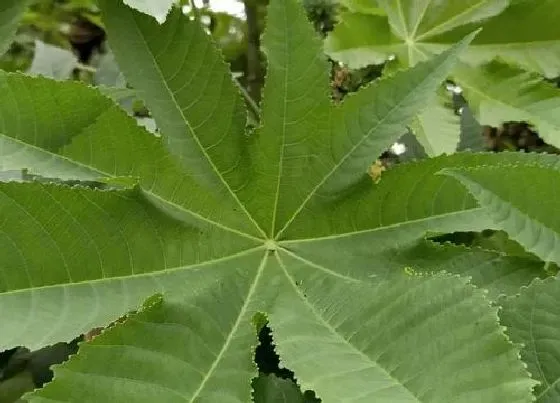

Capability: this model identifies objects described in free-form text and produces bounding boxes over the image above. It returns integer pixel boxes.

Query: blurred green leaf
[0,0,30,57]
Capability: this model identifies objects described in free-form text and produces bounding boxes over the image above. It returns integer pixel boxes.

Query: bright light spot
[155,13,168,24]
[390,142,406,155]
[458,107,464,115]
[200,15,211,26]
[445,82,463,94]
[192,0,246,19]
[387,54,396,61]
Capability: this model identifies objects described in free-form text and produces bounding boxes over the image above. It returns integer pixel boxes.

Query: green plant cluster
[0,1,560,402]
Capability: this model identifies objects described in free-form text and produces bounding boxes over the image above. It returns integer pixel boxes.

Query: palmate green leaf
[326,0,560,76]
[325,0,508,68]
[325,0,560,153]
[500,276,560,403]
[0,0,28,57]
[442,163,560,265]
[0,0,549,401]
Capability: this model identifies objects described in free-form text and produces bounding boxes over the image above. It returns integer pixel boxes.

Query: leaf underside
[0,0,553,402]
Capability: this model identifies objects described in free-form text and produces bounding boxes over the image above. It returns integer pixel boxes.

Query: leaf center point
[264,240,277,252]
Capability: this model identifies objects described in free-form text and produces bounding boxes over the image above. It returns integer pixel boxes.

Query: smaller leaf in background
[122,0,175,24]
[452,60,560,151]
[252,373,318,403]
[324,11,393,69]
[338,0,386,15]
[0,0,30,57]
[441,164,560,265]
[27,40,77,80]
[325,0,560,158]
[500,276,560,403]
[456,104,486,152]
[461,0,560,79]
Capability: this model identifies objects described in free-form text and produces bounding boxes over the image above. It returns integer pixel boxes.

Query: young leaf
[500,277,560,403]
[441,164,560,265]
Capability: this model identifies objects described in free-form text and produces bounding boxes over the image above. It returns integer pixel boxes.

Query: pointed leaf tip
[439,163,560,265]
[455,28,481,51]
[122,0,175,23]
